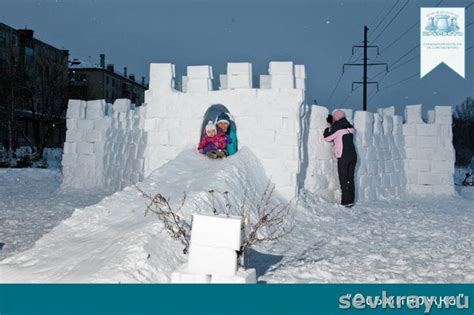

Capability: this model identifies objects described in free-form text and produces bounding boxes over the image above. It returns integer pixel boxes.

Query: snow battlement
[303,104,455,202]
[61,61,455,201]
[62,99,146,192]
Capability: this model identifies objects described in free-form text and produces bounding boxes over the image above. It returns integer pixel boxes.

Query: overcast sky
[2,0,473,115]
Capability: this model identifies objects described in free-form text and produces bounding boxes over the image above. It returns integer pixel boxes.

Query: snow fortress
[62,61,455,201]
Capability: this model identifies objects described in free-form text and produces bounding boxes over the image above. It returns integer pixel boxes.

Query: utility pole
[343,26,388,111]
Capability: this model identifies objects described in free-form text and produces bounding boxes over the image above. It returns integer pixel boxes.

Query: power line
[327,72,346,104]
[380,72,419,91]
[370,0,402,38]
[326,0,393,104]
[380,22,418,54]
[372,0,411,44]
[467,45,474,51]
[378,0,443,56]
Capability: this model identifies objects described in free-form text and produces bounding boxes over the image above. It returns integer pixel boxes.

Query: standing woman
[323,110,357,207]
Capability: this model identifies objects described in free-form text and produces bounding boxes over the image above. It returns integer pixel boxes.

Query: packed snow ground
[0,168,105,260]
[0,148,473,282]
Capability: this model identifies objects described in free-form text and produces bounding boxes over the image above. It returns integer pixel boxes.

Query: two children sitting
[198,120,232,159]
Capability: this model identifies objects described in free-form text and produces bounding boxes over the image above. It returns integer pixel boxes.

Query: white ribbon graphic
[420,8,465,78]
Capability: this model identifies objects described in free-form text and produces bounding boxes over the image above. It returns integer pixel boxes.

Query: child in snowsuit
[323,110,358,207]
[198,121,230,159]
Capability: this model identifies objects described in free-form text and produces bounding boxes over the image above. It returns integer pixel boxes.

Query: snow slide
[0,147,284,282]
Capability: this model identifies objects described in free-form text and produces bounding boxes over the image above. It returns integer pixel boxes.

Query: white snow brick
[77,119,94,130]
[404,104,423,124]
[227,62,252,75]
[402,124,417,136]
[392,116,403,134]
[211,268,257,284]
[171,264,211,284]
[219,74,228,90]
[270,75,294,89]
[148,63,175,91]
[408,184,434,195]
[186,79,213,92]
[431,160,453,173]
[113,99,132,112]
[382,116,393,135]
[354,111,374,133]
[181,76,188,92]
[294,64,306,78]
[373,114,383,135]
[310,105,329,127]
[434,106,452,124]
[416,124,439,136]
[86,100,106,119]
[409,160,431,172]
[190,214,242,250]
[94,117,113,130]
[259,75,271,89]
[417,173,445,185]
[227,74,252,89]
[416,136,438,148]
[66,100,86,119]
[295,78,306,90]
[83,130,104,143]
[65,129,81,142]
[143,118,157,131]
[145,131,169,145]
[269,61,294,75]
[377,106,395,116]
[427,110,435,123]
[187,65,213,79]
[66,118,77,130]
[187,244,237,276]
[63,142,76,154]
[76,142,94,155]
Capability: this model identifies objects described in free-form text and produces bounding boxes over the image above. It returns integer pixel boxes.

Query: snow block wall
[304,104,454,201]
[62,99,146,191]
[403,105,455,195]
[61,61,455,201]
[142,62,305,199]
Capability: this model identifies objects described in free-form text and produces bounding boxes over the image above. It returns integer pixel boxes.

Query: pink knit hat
[332,110,346,122]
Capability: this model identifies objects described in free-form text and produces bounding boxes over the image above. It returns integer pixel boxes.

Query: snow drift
[0,147,285,283]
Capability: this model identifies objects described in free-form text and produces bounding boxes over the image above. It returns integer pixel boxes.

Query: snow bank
[0,147,284,282]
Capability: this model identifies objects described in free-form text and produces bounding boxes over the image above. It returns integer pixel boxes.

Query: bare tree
[237,182,293,263]
[20,47,68,158]
[135,181,293,267]
[453,97,474,166]
[134,184,191,254]
[0,44,68,161]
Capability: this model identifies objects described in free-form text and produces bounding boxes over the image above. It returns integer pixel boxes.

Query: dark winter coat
[323,117,357,159]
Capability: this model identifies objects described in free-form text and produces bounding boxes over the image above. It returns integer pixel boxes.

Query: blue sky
[1,0,473,115]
